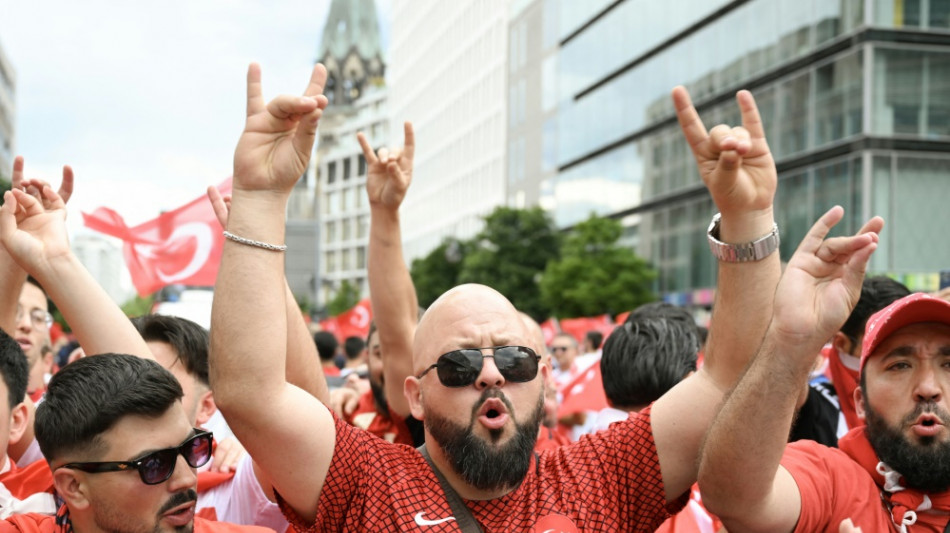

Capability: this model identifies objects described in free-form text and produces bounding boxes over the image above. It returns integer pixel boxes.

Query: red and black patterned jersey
[279,405,688,532]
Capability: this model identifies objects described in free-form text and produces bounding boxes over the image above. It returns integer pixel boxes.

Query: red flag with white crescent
[82,178,232,296]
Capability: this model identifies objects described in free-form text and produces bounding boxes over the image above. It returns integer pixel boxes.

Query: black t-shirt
[789,380,843,447]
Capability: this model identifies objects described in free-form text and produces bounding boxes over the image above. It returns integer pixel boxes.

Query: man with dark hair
[313,331,340,377]
[133,315,213,429]
[27,354,269,533]
[598,302,717,532]
[340,335,366,376]
[600,303,699,413]
[0,173,325,531]
[582,330,603,355]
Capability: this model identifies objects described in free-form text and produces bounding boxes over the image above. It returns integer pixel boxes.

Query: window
[327,162,337,184]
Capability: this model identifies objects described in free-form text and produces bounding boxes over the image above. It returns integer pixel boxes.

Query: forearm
[210,192,289,413]
[705,207,781,387]
[284,281,329,404]
[31,253,151,358]
[368,206,417,417]
[699,330,811,517]
[0,251,28,334]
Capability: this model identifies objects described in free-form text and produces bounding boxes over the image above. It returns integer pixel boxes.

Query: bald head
[412,284,533,374]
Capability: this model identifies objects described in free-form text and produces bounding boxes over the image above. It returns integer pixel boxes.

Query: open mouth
[477,398,510,430]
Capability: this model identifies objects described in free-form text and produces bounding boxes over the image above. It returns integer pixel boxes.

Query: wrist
[716,207,775,243]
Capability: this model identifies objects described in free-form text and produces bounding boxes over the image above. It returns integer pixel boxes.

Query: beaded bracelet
[223,231,287,252]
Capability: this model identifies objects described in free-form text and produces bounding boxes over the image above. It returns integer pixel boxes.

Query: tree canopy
[540,215,655,318]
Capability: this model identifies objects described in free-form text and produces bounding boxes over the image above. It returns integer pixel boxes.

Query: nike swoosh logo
[414,511,456,526]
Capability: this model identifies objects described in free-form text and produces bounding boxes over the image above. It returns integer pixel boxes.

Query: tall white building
[284,0,388,312]
[0,38,16,180]
[316,86,388,305]
[388,0,510,261]
[71,233,135,305]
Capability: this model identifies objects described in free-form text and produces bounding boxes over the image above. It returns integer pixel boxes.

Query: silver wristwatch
[707,213,780,262]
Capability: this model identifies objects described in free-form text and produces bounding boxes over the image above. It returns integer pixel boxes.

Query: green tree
[459,206,560,320]
[540,215,655,318]
[410,237,470,308]
[120,293,155,318]
[327,280,361,316]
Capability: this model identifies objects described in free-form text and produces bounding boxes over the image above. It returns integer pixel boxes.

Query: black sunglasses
[57,429,213,485]
[417,346,541,387]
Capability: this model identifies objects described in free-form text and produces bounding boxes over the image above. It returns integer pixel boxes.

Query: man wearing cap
[698,256,950,533]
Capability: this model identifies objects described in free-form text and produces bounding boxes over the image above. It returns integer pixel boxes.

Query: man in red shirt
[211,63,789,531]
[693,206,950,531]
[19,354,270,533]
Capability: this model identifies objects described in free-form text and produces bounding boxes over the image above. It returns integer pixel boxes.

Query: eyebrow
[879,345,916,361]
[127,428,197,462]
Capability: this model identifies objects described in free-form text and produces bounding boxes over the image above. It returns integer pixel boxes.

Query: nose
[167,453,198,492]
[913,364,943,403]
[16,310,31,332]
[475,351,505,389]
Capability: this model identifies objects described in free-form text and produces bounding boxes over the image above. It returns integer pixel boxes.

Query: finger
[246,63,265,117]
[736,90,766,140]
[10,189,43,217]
[0,191,18,241]
[266,94,319,120]
[206,186,229,228]
[302,63,328,99]
[672,86,708,151]
[59,165,75,204]
[856,216,885,237]
[292,104,324,161]
[730,126,752,155]
[11,156,24,189]
[344,395,359,416]
[707,125,742,177]
[377,147,390,163]
[40,185,66,211]
[794,206,845,257]
[356,132,378,164]
[815,233,876,263]
[403,122,415,161]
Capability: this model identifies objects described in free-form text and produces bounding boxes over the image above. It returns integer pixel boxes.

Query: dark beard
[866,401,950,493]
[426,388,543,493]
[370,378,390,415]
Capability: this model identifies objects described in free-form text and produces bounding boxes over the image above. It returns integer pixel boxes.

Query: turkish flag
[319,298,373,342]
[82,178,232,296]
[539,318,560,345]
[558,314,615,345]
[614,310,631,325]
[557,362,609,416]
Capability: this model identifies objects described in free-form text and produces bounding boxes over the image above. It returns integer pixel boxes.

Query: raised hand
[772,207,883,346]
[207,186,232,229]
[0,187,71,272]
[12,155,75,207]
[358,122,414,210]
[232,63,329,195]
[673,87,775,225]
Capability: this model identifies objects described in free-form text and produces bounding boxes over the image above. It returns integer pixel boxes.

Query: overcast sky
[0,0,390,235]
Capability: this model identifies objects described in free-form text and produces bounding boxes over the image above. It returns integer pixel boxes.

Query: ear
[854,385,867,421]
[194,389,217,427]
[832,331,853,354]
[405,376,424,421]
[53,467,91,511]
[8,402,28,445]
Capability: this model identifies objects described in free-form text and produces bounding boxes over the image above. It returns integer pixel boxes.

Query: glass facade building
[0,39,15,181]
[511,0,950,303]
